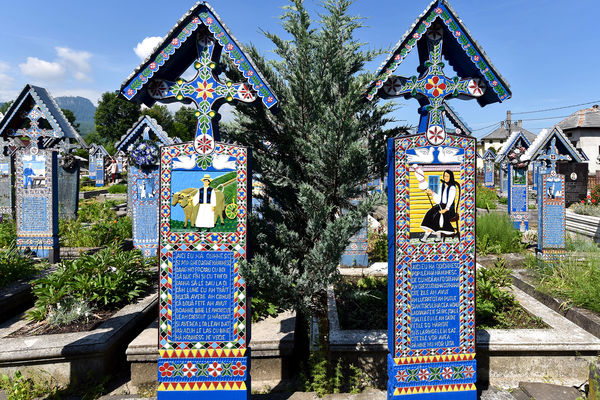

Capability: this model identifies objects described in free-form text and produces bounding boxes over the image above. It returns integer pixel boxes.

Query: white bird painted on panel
[437,146,463,164]
[407,147,435,164]
[212,154,237,170]
[172,155,197,169]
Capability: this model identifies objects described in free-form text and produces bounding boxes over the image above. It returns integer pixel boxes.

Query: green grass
[525,253,600,314]
[476,184,498,210]
[170,218,238,233]
[566,235,600,253]
[476,212,525,255]
[107,184,127,194]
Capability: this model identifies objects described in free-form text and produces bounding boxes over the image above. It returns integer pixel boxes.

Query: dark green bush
[28,243,154,322]
[335,276,387,330]
[0,220,16,248]
[476,212,525,255]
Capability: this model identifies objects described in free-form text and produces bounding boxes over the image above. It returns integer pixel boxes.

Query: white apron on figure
[194,186,216,228]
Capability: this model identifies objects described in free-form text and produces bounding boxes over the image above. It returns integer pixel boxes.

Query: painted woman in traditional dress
[194,174,216,229]
[420,169,460,241]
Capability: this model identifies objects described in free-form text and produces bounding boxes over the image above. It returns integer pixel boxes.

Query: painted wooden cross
[381,23,485,146]
[147,32,257,161]
[15,105,61,153]
[538,138,571,173]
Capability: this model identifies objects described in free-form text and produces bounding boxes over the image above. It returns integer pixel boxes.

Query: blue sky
[1,1,598,139]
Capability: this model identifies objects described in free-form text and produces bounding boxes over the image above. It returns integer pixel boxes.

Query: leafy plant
[0,247,44,288]
[569,202,600,217]
[476,184,498,210]
[476,213,525,255]
[498,196,508,205]
[477,258,545,329]
[251,295,281,322]
[47,298,95,327]
[367,229,387,262]
[28,243,154,323]
[591,184,600,205]
[0,371,56,400]
[301,352,365,396]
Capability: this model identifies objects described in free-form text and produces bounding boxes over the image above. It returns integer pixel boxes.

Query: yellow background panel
[408,165,462,233]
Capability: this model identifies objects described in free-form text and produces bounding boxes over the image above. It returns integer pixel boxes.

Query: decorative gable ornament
[120,2,277,158]
[366,0,510,145]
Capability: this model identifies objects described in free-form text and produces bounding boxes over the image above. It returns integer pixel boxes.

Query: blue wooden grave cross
[147,32,257,161]
[381,25,486,145]
[538,138,571,173]
[15,105,61,152]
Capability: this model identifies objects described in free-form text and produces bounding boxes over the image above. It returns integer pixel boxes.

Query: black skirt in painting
[420,203,456,235]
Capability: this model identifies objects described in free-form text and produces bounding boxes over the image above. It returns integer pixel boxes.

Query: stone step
[516,382,583,400]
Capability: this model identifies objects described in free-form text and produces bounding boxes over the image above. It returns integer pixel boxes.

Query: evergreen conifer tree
[224,0,405,359]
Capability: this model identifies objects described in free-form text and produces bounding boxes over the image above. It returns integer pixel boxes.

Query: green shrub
[367,230,387,262]
[0,220,16,248]
[107,184,127,194]
[0,248,44,288]
[476,184,498,210]
[476,213,525,255]
[566,235,600,252]
[28,244,154,323]
[498,196,508,205]
[591,184,600,205]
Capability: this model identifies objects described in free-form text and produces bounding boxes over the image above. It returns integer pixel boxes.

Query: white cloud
[134,36,162,60]
[0,62,14,91]
[19,57,66,81]
[56,47,92,82]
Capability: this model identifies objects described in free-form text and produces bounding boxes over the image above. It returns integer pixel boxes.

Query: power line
[512,100,600,115]
[472,122,499,132]
[520,114,572,122]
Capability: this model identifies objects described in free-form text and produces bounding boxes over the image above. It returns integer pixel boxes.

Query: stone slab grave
[482,149,495,189]
[0,85,83,262]
[365,0,511,398]
[496,131,532,231]
[58,153,81,220]
[117,116,178,257]
[120,2,278,398]
[328,264,600,389]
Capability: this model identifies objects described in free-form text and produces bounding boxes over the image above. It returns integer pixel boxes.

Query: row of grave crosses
[380,23,485,146]
[147,32,257,158]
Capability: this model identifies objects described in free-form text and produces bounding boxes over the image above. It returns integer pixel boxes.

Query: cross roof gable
[116,115,177,153]
[366,0,511,106]
[120,1,278,110]
[482,148,496,161]
[495,130,531,164]
[523,126,587,163]
[0,84,86,148]
[89,143,109,158]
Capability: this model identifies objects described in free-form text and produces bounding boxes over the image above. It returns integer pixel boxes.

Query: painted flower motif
[473,55,480,62]
[395,370,408,382]
[463,365,475,379]
[195,81,216,101]
[267,96,274,103]
[435,7,443,14]
[182,361,197,378]
[412,33,420,39]
[208,362,222,377]
[425,76,447,97]
[395,54,402,61]
[149,62,157,70]
[454,30,461,37]
[231,361,246,376]
[127,89,134,96]
[171,38,179,46]
[227,43,234,51]
[418,368,430,381]
[441,367,453,379]
[492,80,498,87]
[131,140,160,167]
[192,17,200,24]
[159,362,174,377]
[206,17,214,24]
[247,71,254,77]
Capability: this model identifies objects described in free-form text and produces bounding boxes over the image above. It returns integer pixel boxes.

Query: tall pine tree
[224,0,404,351]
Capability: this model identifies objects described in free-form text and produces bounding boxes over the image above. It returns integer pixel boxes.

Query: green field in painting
[170,218,238,233]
